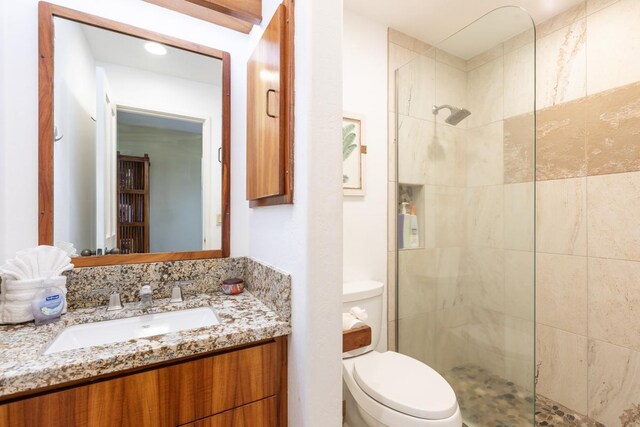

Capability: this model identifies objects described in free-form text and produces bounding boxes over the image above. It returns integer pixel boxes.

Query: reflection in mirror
[52,17,223,256]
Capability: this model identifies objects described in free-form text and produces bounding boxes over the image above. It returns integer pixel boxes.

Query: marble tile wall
[390,1,640,423]
[389,29,470,371]
[524,0,640,424]
[389,24,537,397]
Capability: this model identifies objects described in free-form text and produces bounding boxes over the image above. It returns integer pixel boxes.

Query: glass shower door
[395,7,536,426]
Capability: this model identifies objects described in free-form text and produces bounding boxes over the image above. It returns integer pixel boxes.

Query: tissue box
[0,276,67,324]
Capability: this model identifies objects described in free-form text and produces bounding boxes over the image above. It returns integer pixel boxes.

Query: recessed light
[144,42,167,56]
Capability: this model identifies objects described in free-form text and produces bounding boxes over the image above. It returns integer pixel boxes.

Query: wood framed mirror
[38,2,230,267]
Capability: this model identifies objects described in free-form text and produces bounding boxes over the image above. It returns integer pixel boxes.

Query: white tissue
[350,306,368,322]
[343,313,365,331]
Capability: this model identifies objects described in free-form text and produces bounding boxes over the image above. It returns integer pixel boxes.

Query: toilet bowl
[343,281,462,427]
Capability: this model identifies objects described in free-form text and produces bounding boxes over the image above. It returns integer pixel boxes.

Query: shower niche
[397,184,424,250]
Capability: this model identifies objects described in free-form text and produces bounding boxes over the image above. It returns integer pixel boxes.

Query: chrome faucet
[139,283,153,309]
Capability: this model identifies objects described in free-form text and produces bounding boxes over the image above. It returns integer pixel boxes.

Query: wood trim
[249,0,294,208]
[221,51,231,257]
[183,0,262,25]
[38,2,55,245]
[144,0,254,34]
[276,332,288,427]
[71,250,223,267]
[342,326,372,353]
[38,2,231,266]
[40,3,226,57]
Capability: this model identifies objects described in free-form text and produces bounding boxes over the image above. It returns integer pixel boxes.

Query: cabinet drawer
[180,396,276,427]
[170,340,279,423]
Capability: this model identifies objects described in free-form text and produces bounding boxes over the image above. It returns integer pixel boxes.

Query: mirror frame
[38,2,231,267]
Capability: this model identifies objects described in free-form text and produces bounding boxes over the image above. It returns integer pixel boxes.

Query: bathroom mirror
[38,3,230,266]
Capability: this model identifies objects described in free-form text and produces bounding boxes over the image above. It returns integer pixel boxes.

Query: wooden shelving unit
[117,153,150,254]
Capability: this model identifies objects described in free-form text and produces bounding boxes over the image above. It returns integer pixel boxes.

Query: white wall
[0,0,5,263]
[0,0,252,262]
[0,1,345,425]
[342,9,388,351]
[53,19,97,251]
[247,0,344,425]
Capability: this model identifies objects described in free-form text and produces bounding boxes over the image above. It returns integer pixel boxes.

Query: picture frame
[342,112,366,196]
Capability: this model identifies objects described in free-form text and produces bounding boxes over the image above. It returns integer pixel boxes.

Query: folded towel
[1,246,73,281]
[350,306,368,322]
[0,301,34,324]
[343,312,365,331]
[0,277,67,324]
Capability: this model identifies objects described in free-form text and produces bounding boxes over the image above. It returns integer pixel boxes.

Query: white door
[95,67,117,251]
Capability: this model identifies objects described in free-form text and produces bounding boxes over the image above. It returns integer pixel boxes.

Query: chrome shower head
[432,104,472,126]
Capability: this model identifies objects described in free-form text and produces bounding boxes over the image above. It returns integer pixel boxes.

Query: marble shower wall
[389,23,536,393]
[389,30,470,374]
[460,29,536,393]
[390,1,640,422]
[503,0,640,424]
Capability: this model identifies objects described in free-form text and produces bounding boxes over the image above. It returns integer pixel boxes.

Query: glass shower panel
[396,7,536,426]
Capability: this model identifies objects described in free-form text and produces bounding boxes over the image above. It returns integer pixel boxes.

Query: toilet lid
[353,352,458,420]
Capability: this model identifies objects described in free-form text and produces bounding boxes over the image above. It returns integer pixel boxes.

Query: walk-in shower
[394,6,536,426]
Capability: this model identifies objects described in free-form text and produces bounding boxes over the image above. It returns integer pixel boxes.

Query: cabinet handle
[218,147,222,163]
[266,89,278,118]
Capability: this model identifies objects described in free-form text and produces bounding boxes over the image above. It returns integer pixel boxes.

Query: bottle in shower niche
[398,202,410,249]
[408,203,420,249]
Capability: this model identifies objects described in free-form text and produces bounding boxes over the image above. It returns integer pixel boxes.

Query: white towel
[343,313,365,331]
[350,306,368,322]
[0,277,67,324]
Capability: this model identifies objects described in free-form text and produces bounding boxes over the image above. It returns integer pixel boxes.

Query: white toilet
[342,281,462,427]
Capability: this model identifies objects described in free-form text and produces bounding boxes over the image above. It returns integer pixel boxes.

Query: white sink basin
[45,307,220,355]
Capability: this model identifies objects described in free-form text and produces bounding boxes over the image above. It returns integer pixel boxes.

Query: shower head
[432,104,471,126]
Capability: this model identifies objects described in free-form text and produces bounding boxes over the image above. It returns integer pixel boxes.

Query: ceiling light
[144,42,167,56]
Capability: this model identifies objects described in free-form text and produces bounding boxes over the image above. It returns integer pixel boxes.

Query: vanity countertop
[0,291,290,399]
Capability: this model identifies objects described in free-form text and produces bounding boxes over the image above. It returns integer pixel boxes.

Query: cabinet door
[246,4,288,202]
[180,397,276,427]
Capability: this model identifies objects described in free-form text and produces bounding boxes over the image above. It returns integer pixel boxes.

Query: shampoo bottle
[397,202,409,249]
[409,204,420,248]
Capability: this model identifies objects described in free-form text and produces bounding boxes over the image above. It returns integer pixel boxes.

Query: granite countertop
[0,291,291,399]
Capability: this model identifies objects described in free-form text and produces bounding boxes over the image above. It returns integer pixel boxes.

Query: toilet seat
[353,351,458,420]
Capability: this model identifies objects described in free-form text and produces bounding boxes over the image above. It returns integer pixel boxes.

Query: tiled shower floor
[448,365,604,427]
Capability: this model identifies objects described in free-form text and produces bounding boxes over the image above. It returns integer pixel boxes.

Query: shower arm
[432,104,455,116]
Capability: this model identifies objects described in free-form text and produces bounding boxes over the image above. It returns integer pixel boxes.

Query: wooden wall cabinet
[246,2,294,207]
[0,337,287,427]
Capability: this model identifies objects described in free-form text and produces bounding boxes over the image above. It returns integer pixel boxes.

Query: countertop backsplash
[64,257,291,320]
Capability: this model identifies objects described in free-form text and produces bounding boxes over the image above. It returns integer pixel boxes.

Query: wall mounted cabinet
[246,2,294,207]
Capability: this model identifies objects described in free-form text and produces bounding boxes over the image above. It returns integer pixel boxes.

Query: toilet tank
[343,281,384,358]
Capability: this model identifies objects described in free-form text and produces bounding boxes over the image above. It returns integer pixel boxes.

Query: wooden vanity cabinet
[246,2,294,207]
[0,337,287,427]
